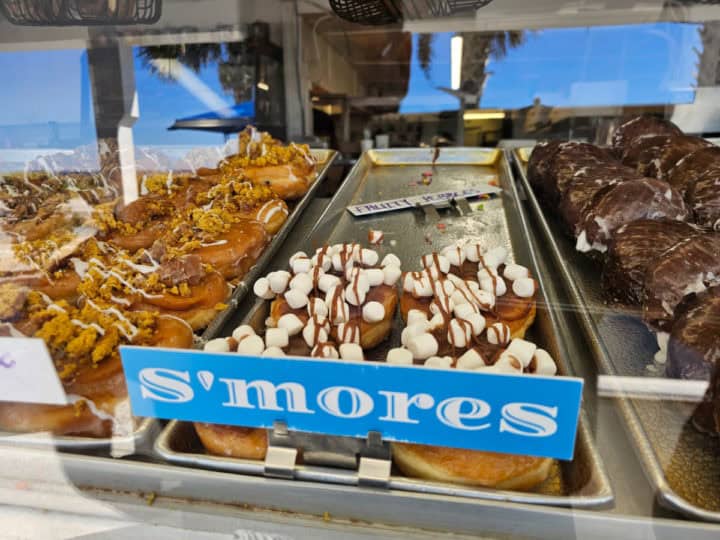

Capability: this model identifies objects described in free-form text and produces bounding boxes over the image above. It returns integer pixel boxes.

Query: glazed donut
[188,219,269,281]
[0,293,194,437]
[218,126,317,201]
[194,423,268,460]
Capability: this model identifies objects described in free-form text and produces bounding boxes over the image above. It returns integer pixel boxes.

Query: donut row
[0,128,318,438]
[527,116,720,433]
[199,240,561,491]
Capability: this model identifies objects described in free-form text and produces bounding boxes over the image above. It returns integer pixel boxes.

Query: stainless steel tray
[0,150,335,453]
[0,417,159,456]
[512,147,720,522]
[200,149,337,341]
[155,148,613,509]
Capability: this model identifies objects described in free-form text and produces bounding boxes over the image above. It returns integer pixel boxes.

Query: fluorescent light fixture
[257,81,269,91]
[451,35,463,91]
[463,111,506,121]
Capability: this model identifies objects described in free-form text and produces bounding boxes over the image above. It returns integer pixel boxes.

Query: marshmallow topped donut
[217,126,317,201]
[399,242,537,342]
[387,317,557,490]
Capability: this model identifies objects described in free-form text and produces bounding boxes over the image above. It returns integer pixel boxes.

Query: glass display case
[2,1,720,538]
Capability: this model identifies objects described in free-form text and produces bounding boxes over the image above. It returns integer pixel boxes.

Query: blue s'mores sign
[121,348,583,460]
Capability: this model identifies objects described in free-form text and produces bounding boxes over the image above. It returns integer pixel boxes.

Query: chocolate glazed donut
[602,219,699,305]
[686,166,720,231]
[642,233,720,330]
[611,116,682,156]
[667,286,720,382]
[667,146,720,195]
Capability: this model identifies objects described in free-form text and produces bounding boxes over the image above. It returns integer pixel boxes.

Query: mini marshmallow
[262,346,285,357]
[512,278,536,298]
[290,257,312,275]
[486,322,511,345]
[407,333,439,360]
[413,277,434,298]
[336,322,360,344]
[381,253,401,268]
[268,271,291,294]
[253,277,274,299]
[232,325,256,342]
[402,272,415,293]
[453,302,478,319]
[285,289,309,309]
[339,343,364,362]
[345,265,361,281]
[311,253,332,272]
[401,323,429,347]
[289,251,307,264]
[302,323,328,347]
[329,300,350,325]
[362,301,385,323]
[480,276,507,296]
[237,335,265,356]
[382,265,402,286]
[477,267,498,283]
[483,246,508,268]
[531,349,557,375]
[504,263,529,281]
[494,352,523,374]
[364,268,385,287]
[265,327,289,349]
[317,273,341,293]
[310,314,331,331]
[473,289,496,311]
[331,253,350,272]
[204,338,231,353]
[307,297,328,318]
[464,243,483,262]
[428,312,445,330]
[421,253,450,274]
[359,248,379,266]
[506,338,537,367]
[277,313,304,336]
[424,356,453,369]
[289,273,313,295]
[429,294,454,316]
[441,245,466,267]
[386,347,413,365]
[451,289,471,307]
[442,280,456,295]
[447,318,472,348]
[456,349,487,370]
[463,312,486,336]
[312,343,339,359]
[345,283,367,306]
[407,309,428,326]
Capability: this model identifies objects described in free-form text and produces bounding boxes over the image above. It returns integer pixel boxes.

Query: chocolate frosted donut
[611,116,682,155]
[602,219,699,305]
[642,234,720,329]
[558,163,639,236]
[667,286,720,381]
[621,134,673,171]
[649,135,713,180]
[547,143,613,204]
[667,146,720,195]
[527,140,564,199]
[576,178,688,254]
[686,168,720,230]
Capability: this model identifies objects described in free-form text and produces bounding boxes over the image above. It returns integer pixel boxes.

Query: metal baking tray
[155,148,613,509]
[512,147,720,521]
[200,149,337,341]
[0,150,335,453]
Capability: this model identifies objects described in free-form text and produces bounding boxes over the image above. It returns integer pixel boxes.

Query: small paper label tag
[347,186,502,217]
[121,347,583,460]
[0,338,67,405]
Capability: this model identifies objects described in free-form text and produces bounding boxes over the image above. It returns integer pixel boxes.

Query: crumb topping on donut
[219,126,315,172]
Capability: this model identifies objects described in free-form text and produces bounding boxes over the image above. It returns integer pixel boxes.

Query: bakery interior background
[0,21,700,171]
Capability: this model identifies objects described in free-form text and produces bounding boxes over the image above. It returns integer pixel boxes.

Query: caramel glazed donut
[0,284,194,437]
[195,243,403,460]
[391,243,555,491]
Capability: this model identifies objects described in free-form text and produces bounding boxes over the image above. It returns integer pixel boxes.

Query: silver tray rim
[154,148,614,509]
[511,146,720,523]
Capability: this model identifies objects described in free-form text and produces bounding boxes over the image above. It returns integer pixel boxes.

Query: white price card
[0,338,67,405]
